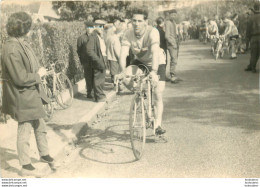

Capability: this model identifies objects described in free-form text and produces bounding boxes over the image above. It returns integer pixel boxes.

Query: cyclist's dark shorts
[131,59,166,81]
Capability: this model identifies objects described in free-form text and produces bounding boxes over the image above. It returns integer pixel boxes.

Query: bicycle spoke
[55,73,73,109]
[129,95,146,160]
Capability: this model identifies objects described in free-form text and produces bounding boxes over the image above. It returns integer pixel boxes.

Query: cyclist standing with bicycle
[206,18,219,54]
[119,8,166,135]
[222,12,239,59]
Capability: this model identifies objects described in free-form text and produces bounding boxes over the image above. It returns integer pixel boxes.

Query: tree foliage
[51,0,256,24]
[52,1,132,22]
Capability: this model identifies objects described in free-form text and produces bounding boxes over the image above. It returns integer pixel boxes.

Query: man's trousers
[83,64,93,96]
[167,46,178,77]
[249,40,260,70]
[17,119,49,166]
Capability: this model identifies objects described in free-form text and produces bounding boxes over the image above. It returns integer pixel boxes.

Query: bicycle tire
[220,49,225,58]
[129,94,146,160]
[55,72,74,109]
[215,52,219,60]
[42,84,54,122]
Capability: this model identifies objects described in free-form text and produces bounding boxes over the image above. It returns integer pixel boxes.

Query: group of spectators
[77,18,125,102]
[77,9,185,103]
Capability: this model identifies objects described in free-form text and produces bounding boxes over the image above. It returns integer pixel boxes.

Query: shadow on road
[164,40,260,133]
[76,124,136,164]
[0,146,39,176]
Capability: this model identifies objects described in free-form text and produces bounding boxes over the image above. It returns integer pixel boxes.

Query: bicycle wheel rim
[129,95,146,160]
[43,86,53,122]
[55,73,74,109]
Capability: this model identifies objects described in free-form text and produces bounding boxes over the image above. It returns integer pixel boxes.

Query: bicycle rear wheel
[129,95,146,160]
[55,72,73,109]
[42,84,54,122]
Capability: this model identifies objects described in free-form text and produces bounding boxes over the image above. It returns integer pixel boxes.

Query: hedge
[1,21,86,84]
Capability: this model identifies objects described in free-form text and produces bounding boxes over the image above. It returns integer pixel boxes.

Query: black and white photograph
[0,0,259,185]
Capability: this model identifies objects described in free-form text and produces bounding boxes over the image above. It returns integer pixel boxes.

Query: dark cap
[85,21,94,27]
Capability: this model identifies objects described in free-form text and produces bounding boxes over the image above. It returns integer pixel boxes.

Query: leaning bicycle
[41,63,74,121]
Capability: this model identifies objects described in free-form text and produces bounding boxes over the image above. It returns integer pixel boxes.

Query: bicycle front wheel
[129,95,146,160]
[55,72,74,109]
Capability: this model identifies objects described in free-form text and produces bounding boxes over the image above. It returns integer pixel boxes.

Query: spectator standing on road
[165,9,181,84]
[156,17,167,58]
[200,17,208,44]
[87,20,107,102]
[77,21,94,98]
[105,24,121,84]
[245,2,260,73]
[1,12,56,177]
[178,23,184,42]
[244,12,251,52]
[183,23,189,41]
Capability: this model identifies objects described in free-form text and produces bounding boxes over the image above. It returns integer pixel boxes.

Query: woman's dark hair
[6,12,32,37]
[156,17,164,25]
[131,8,148,20]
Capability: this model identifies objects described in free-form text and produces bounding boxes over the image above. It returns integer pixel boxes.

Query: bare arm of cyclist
[119,45,130,72]
[223,20,232,37]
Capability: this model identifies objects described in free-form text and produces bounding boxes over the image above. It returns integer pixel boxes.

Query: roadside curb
[72,90,117,142]
[42,83,117,175]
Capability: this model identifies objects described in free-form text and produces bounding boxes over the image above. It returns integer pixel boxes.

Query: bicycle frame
[44,64,63,98]
[129,74,156,132]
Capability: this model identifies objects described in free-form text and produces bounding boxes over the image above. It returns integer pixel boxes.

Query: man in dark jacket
[87,20,107,102]
[77,21,94,98]
[165,9,181,84]
[156,17,167,58]
[245,2,260,73]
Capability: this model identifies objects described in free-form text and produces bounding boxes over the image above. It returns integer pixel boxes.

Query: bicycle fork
[146,80,156,135]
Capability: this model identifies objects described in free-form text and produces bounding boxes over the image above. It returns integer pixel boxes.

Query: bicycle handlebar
[115,73,150,83]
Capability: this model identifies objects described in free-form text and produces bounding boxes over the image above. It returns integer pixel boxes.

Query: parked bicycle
[115,65,167,160]
[41,62,74,122]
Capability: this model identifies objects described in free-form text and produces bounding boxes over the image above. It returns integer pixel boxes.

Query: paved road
[48,40,260,178]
